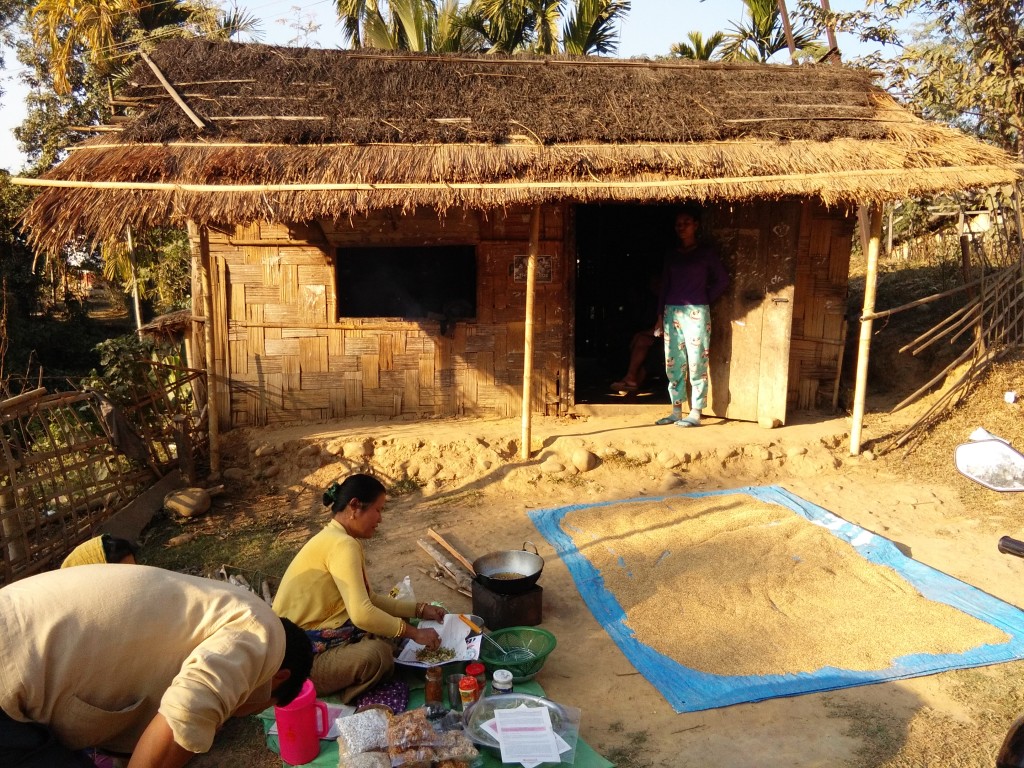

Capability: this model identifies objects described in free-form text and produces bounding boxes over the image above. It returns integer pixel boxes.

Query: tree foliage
[670,30,725,61]
[796,0,1023,157]
[335,0,630,55]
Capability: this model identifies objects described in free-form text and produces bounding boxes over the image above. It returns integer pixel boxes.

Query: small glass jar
[465,661,487,693]
[458,675,480,707]
[424,666,443,706]
[491,669,514,695]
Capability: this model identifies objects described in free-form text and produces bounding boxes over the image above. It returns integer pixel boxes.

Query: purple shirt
[659,243,729,310]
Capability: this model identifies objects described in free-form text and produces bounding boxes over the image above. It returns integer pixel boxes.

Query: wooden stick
[417,540,473,592]
[138,51,206,130]
[417,566,472,597]
[0,387,48,412]
[426,527,477,576]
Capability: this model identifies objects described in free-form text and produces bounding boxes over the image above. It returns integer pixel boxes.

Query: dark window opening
[337,246,477,320]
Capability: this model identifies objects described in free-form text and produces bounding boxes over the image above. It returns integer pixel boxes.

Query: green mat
[259,675,613,767]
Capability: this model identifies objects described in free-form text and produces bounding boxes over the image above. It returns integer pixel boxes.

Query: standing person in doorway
[654,204,730,427]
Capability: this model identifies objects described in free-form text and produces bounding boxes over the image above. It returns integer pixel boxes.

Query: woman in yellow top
[273,473,446,701]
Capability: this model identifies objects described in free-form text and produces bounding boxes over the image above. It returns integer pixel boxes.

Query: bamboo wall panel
[787,201,855,410]
[204,204,568,426]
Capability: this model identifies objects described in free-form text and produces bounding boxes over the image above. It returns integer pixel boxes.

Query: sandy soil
[175,370,1024,768]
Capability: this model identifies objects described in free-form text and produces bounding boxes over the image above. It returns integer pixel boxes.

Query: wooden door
[706,202,801,426]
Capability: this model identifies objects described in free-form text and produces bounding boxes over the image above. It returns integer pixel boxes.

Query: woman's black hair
[275,617,314,706]
[676,202,704,223]
[322,473,386,514]
[101,534,139,564]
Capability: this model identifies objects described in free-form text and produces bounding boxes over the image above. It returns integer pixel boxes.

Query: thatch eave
[15,39,1022,252]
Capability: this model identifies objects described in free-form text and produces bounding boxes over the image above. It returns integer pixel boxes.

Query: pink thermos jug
[274,679,329,765]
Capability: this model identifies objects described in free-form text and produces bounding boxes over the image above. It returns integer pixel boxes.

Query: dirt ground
[148,355,1024,768]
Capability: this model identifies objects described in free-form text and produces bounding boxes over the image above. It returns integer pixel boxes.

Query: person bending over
[61,534,139,567]
[0,564,312,768]
[273,473,446,701]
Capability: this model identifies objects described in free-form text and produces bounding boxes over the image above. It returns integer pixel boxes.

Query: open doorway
[574,204,677,404]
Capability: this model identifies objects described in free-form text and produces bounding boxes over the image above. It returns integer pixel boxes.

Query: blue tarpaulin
[530,485,1024,713]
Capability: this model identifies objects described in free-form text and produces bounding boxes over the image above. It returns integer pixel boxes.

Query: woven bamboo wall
[788,201,855,410]
[199,206,567,428]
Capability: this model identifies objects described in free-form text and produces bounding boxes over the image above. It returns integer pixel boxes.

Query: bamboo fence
[0,362,207,585]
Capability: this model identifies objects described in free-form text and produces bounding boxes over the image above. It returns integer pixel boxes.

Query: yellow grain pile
[561,493,1008,676]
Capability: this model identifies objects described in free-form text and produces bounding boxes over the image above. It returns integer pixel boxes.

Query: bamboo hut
[17,39,1021,438]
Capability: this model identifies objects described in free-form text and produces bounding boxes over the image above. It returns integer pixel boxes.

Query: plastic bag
[338,752,390,768]
[336,709,390,756]
[389,575,416,603]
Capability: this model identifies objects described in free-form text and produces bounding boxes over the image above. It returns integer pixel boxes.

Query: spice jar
[465,662,487,693]
[458,675,480,707]
[491,669,514,695]
[424,667,443,706]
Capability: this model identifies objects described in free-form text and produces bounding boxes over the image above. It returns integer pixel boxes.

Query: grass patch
[601,724,653,768]
[602,453,649,470]
[389,476,426,496]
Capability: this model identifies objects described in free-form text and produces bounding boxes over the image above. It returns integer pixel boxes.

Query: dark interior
[337,245,477,321]
[574,204,679,405]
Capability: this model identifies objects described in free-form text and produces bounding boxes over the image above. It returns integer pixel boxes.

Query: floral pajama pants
[663,304,711,411]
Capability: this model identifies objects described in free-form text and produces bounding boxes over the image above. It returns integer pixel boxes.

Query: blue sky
[0,0,880,172]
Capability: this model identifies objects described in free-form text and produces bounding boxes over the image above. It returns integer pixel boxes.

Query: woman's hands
[420,604,447,623]
[410,625,442,650]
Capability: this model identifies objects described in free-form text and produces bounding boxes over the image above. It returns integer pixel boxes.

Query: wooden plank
[426,527,478,575]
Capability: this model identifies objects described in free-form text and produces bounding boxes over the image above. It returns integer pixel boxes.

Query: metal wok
[473,541,544,595]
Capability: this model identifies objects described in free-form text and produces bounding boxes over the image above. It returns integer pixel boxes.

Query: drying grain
[561,493,1008,676]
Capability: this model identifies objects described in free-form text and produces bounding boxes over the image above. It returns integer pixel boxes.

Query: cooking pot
[473,541,544,595]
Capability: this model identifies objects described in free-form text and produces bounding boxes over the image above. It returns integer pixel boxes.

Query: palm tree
[561,0,630,56]
[29,0,264,95]
[337,0,483,52]
[670,30,725,60]
[719,0,823,63]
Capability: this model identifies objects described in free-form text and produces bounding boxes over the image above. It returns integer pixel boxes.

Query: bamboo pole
[138,51,206,130]
[819,0,840,56]
[850,204,883,456]
[12,165,1017,193]
[126,226,143,333]
[776,0,798,61]
[187,221,220,473]
[520,205,542,462]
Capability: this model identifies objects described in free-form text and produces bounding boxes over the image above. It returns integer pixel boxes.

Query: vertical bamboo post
[520,205,542,461]
[850,204,884,456]
[776,0,797,61]
[126,226,143,333]
[187,221,220,473]
[819,0,839,55]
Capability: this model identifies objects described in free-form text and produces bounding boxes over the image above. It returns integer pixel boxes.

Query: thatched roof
[18,38,1021,251]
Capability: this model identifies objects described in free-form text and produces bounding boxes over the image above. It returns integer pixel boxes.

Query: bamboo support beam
[520,205,542,461]
[188,221,220,473]
[138,51,206,130]
[850,204,883,456]
[13,165,1018,194]
[890,339,979,412]
[776,0,798,61]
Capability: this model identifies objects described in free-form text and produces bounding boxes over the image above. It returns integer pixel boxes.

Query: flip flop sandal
[676,416,702,428]
[610,380,638,392]
[655,415,681,426]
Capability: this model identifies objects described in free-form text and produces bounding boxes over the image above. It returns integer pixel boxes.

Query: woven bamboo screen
[199,206,568,428]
